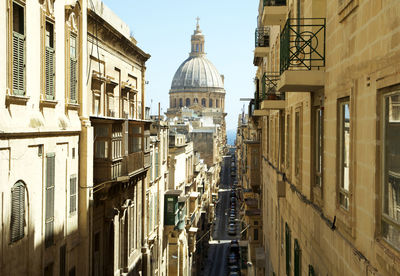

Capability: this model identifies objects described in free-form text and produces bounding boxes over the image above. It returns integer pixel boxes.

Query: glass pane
[45,22,54,48]
[341,102,350,192]
[13,3,24,35]
[70,35,76,58]
[382,220,400,250]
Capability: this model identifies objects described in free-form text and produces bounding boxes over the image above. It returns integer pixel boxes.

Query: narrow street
[203,155,239,276]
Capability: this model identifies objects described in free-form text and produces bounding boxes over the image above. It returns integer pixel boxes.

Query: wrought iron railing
[280,18,326,74]
[263,0,287,6]
[261,72,285,100]
[255,27,270,48]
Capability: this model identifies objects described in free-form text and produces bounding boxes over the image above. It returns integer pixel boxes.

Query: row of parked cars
[228,172,241,275]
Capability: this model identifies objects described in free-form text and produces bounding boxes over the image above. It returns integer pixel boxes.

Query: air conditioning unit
[277,180,285,198]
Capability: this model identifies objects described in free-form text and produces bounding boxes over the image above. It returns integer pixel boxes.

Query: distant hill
[226,129,237,145]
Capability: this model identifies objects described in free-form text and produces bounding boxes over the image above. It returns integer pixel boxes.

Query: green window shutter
[69,175,77,214]
[12,32,25,95]
[45,46,55,100]
[10,181,25,242]
[308,265,315,276]
[294,239,301,276]
[45,153,55,248]
[155,151,159,178]
[285,223,291,276]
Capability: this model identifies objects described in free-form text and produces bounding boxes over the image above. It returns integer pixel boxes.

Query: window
[129,125,142,153]
[338,98,350,210]
[186,98,190,107]
[381,90,400,249]
[44,263,54,276]
[60,245,66,276]
[69,175,77,214]
[294,108,302,179]
[201,98,206,107]
[286,114,291,177]
[294,239,301,276]
[254,228,259,241]
[45,153,55,248]
[314,106,323,188]
[10,181,25,242]
[12,2,25,95]
[174,98,177,107]
[45,21,55,100]
[285,223,291,276]
[70,34,78,103]
[155,149,159,178]
[112,124,122,160]
[209,99,213,108]
[216,99,219,108]
[149,152,153,181]
[179,98,183,107]
[95,125,109,159]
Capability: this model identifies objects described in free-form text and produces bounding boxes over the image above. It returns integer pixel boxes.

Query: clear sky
[101,0,258,131]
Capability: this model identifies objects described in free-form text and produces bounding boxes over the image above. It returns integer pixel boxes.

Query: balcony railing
[255,27,270,48]
[280,18,326,74]
[261,72,284,100]
[263,0,286,6]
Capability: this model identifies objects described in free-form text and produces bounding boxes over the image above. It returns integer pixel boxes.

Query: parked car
[227,252,239,265]
[228,223,236,235]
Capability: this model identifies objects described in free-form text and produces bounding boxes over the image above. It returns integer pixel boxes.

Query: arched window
[209,99,213,108]
[10,181,26,242]
[179,98,183,107]
[186,98,190,107]
[196,44,199,52]
[216,99,219,108]
[201,98,206,107]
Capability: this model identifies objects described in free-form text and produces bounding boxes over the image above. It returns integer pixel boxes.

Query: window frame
[380,89,400,250]
[10,181,26,243]
[44,19,56,101]
[338,97,351,211]
[9,0,26,96]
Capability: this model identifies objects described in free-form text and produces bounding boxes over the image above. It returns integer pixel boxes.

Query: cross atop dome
[190,17,205,57]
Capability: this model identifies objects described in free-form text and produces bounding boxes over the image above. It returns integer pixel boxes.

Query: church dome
[171,56,224,89]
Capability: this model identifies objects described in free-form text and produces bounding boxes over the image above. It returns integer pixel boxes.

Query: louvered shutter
[45,46,55,100]
[12,32,25,95]
[70,58,77,103]
[10,182,25,242]
[155,151,159,178]
[69,175,77,214]
[45,154,55,247]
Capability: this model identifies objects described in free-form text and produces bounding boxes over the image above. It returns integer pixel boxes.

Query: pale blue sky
[102,0,258,130]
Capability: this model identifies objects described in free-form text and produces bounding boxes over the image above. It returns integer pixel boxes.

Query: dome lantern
[190,17,205,57]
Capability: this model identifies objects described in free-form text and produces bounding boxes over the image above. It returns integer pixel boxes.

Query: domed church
[168,19,226,115]
[166,19,227,166]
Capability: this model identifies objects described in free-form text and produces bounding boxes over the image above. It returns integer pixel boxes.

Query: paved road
[202,156,239,276]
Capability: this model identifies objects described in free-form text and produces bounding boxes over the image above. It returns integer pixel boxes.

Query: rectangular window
[12,2,25,95]
[280,111,285,169]
[70,34,77,103]
[294,239,301,276]
[95,125,110,159]
[314,106,323,187]
[129,126,142,153]
[45,21,55,100]
[69,175,77,214]
[60,245,66,276]
[295,108,302,179]
[254,228,259,241]
[112,124,122,160]
[286,114,291,177]
[338,98,350,210]
[381,90,400,249]
[45,154,55,248]
[155,150,159,178]
[285,223,291,276]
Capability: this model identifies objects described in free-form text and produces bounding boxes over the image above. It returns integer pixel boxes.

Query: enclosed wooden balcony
[262,0,287,27]
[122,151,144,176]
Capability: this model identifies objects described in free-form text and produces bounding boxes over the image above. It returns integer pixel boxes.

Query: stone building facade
[242,0,400,275]
[84,1,151,275]
[0,0,85,275]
